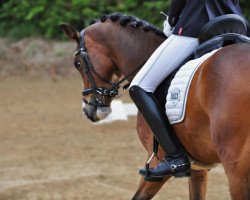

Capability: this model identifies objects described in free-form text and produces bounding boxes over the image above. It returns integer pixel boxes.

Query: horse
[59,13,250,200]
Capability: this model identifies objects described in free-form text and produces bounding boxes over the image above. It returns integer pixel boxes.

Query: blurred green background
[0,0,250,39]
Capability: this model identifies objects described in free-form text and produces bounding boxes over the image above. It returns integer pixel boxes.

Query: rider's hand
[163,18,174,37]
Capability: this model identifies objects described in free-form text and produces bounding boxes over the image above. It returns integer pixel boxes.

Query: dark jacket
[169,0,242,38]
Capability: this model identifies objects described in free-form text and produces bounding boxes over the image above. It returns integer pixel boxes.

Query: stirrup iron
[143,137,164,182]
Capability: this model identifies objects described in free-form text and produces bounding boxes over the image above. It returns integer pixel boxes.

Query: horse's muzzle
[82,102,111,122]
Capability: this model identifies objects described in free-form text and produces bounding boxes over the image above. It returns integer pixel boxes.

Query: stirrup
[164,154,191,178]
[144,175,164,182]
[142,152,165,182]
[141,154,192,181]
[142,137,165,182]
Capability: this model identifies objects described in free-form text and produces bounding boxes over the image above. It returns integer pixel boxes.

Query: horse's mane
[90,12,167,38]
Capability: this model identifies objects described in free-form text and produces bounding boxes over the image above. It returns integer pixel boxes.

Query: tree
[0,0,249,39]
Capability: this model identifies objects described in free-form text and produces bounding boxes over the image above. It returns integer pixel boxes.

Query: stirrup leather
[143,137,165,182]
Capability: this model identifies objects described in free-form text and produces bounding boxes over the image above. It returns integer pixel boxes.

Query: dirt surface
[0,76,231,200]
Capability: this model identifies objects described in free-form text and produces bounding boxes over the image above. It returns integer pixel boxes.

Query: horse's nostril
[82,105,99,122]
[83,110,96,122]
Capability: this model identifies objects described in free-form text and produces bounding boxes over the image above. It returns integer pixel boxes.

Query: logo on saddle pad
[169,87,180,106]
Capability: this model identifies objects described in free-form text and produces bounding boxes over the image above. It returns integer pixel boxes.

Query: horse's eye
[74,61,81,70]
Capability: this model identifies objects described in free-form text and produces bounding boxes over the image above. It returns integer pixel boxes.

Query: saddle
[195,14,250,58]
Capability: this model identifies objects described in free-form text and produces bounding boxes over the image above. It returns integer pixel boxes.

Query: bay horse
[60,13,250,200]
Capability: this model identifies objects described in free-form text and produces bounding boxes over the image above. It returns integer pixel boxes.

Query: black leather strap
[153,137,159,155]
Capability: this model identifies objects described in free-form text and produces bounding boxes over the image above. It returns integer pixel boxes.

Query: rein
[75,30,145,107]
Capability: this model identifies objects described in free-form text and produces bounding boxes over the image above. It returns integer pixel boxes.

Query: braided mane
[90,12,166,38]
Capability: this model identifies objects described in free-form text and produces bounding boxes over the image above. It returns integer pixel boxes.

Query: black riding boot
[129,85,190,180]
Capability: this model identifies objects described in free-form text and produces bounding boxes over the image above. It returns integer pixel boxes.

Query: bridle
[75,30,145,108]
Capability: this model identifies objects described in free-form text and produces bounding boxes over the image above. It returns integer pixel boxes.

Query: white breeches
[130,35,199,92]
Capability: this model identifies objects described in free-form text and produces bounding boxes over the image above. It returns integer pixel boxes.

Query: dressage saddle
[195,14,250,58]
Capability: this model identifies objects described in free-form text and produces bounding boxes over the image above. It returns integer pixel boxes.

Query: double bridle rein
[75,30,145,108]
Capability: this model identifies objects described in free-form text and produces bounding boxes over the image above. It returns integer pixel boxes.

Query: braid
[89,12,166,38]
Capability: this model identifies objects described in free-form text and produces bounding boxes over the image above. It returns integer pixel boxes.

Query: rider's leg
[129,34,199,178]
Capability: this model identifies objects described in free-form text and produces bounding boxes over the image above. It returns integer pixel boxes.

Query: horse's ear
[59,23,79,44]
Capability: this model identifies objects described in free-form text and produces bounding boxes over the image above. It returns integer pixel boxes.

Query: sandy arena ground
[0,76,231,200]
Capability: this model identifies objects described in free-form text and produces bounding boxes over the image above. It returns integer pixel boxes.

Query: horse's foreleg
[133,113,169,200]
[211,121,250,200]
[132,154,170,200]
[132,175,169,200]
[221,145,250,200]
[221,142,250,200]
[189,170,208,200]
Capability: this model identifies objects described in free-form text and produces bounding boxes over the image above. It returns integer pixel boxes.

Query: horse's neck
[109,27,165,82]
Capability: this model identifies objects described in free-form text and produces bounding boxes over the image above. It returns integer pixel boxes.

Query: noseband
[75,30,145,108]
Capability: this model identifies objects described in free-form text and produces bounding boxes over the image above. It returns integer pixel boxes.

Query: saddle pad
[166,49,220,124]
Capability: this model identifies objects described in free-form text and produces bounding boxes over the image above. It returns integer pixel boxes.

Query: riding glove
[163,18,174,37]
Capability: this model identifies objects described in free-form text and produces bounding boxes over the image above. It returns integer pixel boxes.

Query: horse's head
[59,14,166,122]
[59,23,122,122]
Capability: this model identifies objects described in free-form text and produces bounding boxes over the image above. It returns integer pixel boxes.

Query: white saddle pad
[166,49,219,124]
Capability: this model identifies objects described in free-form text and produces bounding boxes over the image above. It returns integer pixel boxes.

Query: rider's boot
[129,85,190,180]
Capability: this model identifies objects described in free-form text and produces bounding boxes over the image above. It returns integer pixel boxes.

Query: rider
[129,0,243,179]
